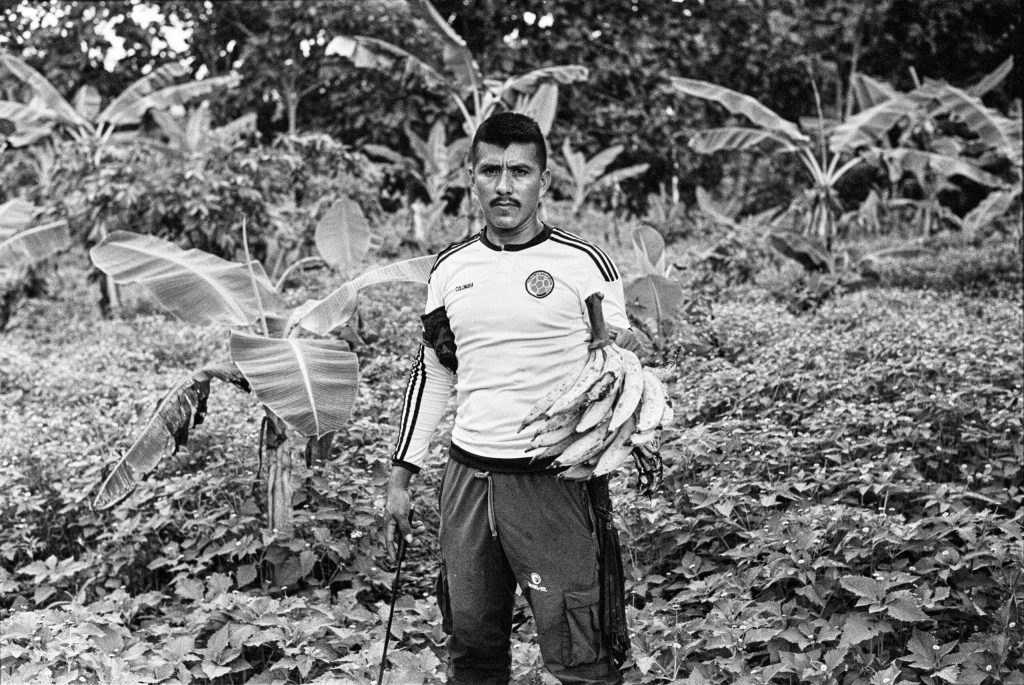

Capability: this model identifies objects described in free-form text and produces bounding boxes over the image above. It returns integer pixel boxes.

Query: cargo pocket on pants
[563,586,601,667]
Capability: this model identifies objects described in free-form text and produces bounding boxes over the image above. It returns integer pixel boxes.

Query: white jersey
[392,224,630,472]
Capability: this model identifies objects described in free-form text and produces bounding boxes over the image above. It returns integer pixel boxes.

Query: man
[386,112,638,684]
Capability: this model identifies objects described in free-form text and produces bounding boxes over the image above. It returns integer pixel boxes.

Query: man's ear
[540,168,552,196]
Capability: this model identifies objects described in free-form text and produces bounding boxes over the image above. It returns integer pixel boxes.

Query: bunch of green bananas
[518,338,672,482]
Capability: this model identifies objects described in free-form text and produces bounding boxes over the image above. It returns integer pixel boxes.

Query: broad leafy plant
[668,76,865,246]
[0,198,70,329]
[550,140,649,216]
[623,226,684,341]
[0,49,239,156]
[765,229,925,311]
[332,0,586,137]
[0,199,68,266]
[669,57,1020,245]
[88,202,435,558]
[364,119,470,244]
[830,58,1021,238]
[148,101,257,166]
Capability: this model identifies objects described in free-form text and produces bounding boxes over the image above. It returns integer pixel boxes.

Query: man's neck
[485,217,544,248]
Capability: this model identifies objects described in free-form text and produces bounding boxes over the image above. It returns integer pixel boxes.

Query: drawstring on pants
[473,471,498,538]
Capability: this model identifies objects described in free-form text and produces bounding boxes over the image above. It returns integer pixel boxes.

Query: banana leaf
[446,137,470,177]
[766,230,833,273]
[967,56,1014,98]
[229,333,358,438]
[0,220,70,269]
[560,139,589,186]
[962,187,1022,239]
[503,65,589,95]
[150,109,188,150]
[185,101,211,150]
[96,62,187,125]
[695,186,740,229]
[591,164,650,192]
[72,85,101,121]
[90,231,286,327]
[631,226,667,276]
[292,255,437,335]
[624,274,685,336]
[91,364,249,510]
[0,198,35,240]
[688,127,799,155]
[0,100,44,128]
[0,49,87,129]
[362,143,406,165]
[915,81,1021,163]
[882,148,1007,189]
[668,77,807,144]
[212,112,257,146]
[314,198,373,272]
[99,74,241,128]
[849,72,898,112]
[332,35,450,93]
[830,95,920,152]
[585,145,625,183]
[515,82,558,137]
[408,0,482,97]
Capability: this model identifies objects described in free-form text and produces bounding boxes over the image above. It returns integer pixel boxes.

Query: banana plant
[829,62,1020,237]
[668,76,862,247]
[0,199,71,329]
[550,140,650,216]
[88,201,435,557]
[148,101,257,166]
[766,229,925,309]
[0,198,71,307]
[364,120,470,243]
[623,226,684,341]
[331,0,586,137]
[0,48,240,156]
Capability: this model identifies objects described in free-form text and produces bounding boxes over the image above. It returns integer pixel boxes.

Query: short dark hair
[471,112,547,170]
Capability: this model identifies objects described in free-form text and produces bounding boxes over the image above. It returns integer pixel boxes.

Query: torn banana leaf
[92,364,249,510]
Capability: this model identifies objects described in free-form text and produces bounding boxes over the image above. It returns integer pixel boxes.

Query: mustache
[490,198,520,207]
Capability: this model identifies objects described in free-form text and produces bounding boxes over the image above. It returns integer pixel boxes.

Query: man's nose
[495,169,513,193]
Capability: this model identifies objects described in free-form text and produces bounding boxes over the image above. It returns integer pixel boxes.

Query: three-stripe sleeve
[391,344,455,472]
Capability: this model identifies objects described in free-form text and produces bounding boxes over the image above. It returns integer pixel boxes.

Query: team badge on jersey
[525,270,554,298]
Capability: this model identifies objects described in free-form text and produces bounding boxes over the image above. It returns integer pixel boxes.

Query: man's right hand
[385,466,423,558]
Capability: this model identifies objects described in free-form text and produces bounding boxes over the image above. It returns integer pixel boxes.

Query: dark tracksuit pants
[437,455,622,685]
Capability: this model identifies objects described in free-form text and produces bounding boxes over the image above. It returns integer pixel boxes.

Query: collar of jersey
[480,222,553,252]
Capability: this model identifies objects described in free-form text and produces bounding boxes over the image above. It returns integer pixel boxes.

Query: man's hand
[609,326,646,355]
[385,466,425,558]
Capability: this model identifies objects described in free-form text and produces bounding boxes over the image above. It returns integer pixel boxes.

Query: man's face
[471,141,551,235]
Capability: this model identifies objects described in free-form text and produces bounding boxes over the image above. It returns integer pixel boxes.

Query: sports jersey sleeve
[390,344,454,472]
[582,259,631,331]
[391,266,455,473]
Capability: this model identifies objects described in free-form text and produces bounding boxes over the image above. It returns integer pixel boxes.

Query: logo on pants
[527,572,547,592]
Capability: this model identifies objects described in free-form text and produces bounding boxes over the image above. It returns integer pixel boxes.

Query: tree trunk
[266,424,294,538]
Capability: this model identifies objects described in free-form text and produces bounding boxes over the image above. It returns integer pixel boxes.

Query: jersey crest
[525,270,555,298]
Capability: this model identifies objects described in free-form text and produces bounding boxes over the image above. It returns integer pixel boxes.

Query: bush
[875,240,1023,295]
[616,288,1023,683]
[43,133,382,268]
